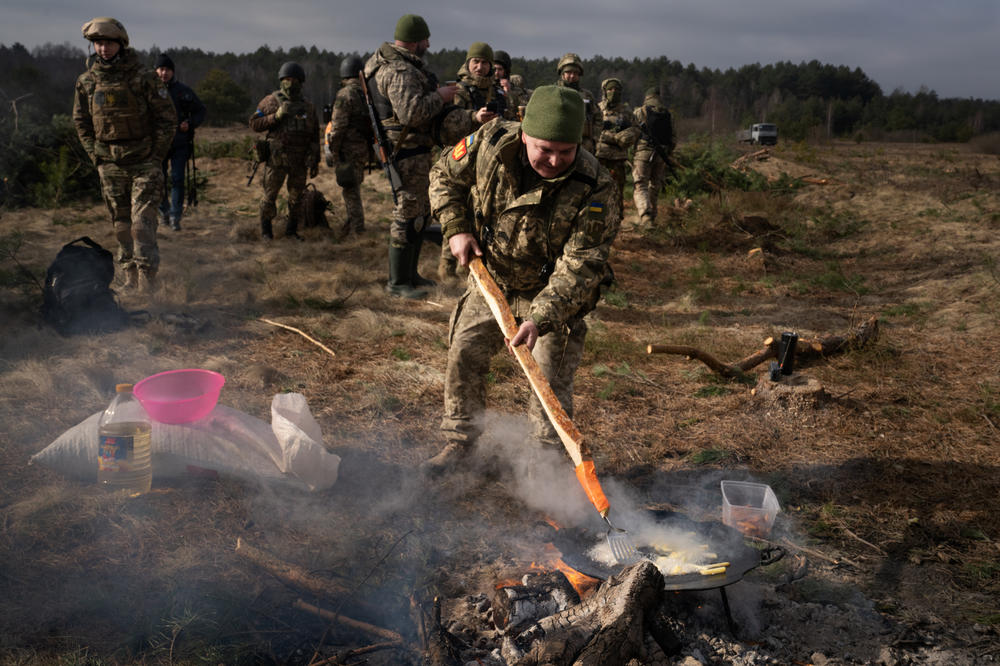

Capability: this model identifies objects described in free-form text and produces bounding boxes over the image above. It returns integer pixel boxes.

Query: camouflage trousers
[632,150,667,222]
[389,151,433,248]
[599,157,628,214]
[442,284,587,450]
[259,163,307,223]
[97,160,163,273]
[338,155,367,231]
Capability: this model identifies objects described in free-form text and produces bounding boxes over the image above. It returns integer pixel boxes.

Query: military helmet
[340,55,363,79]
[602,78,622,91]
[81,17,129,48]
[557,52,583,75]
[278,61,306,82]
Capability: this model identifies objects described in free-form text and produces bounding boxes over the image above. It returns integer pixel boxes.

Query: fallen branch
[309,641,406,666]
[234,537,376,616]
[293,598,407,644]
[259,317,336,358]
[648,315,879,377]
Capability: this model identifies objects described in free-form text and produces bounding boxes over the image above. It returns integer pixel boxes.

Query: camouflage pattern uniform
[363,41,445,293]
[555,53,601,155]
[632,90,675,226]
[429,119,622,453]
[509,75,532,106]
[595,79,640,212]
[327,76,371,233]
[249,83,320,240]
[73,47,176,282]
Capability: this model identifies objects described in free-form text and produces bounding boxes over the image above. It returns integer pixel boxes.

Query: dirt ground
[0,129,998,664]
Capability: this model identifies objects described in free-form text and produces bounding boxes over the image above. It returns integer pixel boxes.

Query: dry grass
[1,131,999,662]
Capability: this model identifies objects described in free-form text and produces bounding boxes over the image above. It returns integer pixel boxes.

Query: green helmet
[557,52,583,75]
[493,50,512,73]
[278,61,306,82]
[81,17,129,48]
[602,78,622,91]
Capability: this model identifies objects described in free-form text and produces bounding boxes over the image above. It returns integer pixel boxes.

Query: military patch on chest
[451,132,476,161]
[158,88,169,99]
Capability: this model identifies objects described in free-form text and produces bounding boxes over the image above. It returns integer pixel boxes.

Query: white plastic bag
[30,393,340,491]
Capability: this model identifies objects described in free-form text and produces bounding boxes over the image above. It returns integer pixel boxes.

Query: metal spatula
[605,514,642,564]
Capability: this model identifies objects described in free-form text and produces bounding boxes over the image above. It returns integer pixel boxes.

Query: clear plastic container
[97,383,152,496]
[721,480,780,537]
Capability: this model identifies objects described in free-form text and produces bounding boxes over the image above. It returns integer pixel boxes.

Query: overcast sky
[3,0,998,100]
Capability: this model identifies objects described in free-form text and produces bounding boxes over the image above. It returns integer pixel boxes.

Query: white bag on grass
[30,393,340,491]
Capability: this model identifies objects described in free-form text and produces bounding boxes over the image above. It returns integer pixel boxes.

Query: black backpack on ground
[301,184,330,229]
[41,236,130,336]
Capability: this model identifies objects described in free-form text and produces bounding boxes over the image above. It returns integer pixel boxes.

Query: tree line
[1,40,998,208]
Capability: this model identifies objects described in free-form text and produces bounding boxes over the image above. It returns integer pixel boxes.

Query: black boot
[261,218,273,240]
[385,244,427,299]
[410,233,436,288]
[284,215,303,241]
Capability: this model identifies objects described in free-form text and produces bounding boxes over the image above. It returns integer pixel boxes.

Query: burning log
[647,315,879,378]
[493,571,580,635]
[501,560,672,666]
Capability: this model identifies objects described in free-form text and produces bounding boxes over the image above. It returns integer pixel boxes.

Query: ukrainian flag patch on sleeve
[587,202,605,219]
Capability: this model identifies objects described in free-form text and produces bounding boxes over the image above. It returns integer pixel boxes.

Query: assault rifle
[359,73,403,204]
[185,129,198,207]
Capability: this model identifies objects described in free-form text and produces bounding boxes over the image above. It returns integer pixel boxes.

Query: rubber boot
[261,217,274,241]
[385,244,427,299]
[420,441,471,476]
[284,214,303,241]
[410,235,436,288]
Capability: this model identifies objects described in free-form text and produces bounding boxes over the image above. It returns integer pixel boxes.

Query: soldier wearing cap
[326,54,372,235]
[363,14,458,298]
[154,53,207,232]
[249,62,320,241]
[595,78,640,212]
[555,53,601,154]
[73,17,177,292]
[632,87,675,228]
[424,85,622,473]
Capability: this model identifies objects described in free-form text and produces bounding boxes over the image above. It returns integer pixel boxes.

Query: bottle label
[98,435,133,472]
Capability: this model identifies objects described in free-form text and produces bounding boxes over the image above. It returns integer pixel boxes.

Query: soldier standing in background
[73,17,176,293]
[249,62,320,241]
[424,86,622,473]
[363,13,457,298]
[492,50,526,115]
[509,74,532,103]
[555,53,600,154]
[632,87,675,229]
[595,78,640,213]
[154,53,206,232]
[326,55,371,236]
[438,41,502,283]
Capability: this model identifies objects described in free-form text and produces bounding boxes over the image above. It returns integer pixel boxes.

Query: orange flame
[531,543,601,599]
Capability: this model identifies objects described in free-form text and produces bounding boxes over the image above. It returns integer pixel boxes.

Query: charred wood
[493,571,580,634]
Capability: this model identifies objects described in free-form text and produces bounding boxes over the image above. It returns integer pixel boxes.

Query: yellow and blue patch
[451,132,476,161]
[587,202,605,219]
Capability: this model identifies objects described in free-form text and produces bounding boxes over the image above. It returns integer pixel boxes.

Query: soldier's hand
[437,84,458,104]
[448,232,482,267]
[309,164,318,179]
[507,320,539,352]
[474,107,497,124]
[275,101,292,120]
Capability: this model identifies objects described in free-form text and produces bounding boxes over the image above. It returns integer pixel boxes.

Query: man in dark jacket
[154,53,206,231]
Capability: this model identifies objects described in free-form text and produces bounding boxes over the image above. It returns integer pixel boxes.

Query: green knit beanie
[521,85,584,144]
[466,41,493,63]
[394,14,430,42]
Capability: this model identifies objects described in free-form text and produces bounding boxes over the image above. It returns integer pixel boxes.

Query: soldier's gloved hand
[309,164,318,179]
[275,102,292,120]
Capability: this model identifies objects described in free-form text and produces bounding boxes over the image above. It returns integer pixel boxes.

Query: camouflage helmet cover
[340,54,363,78]
[278,61,306,82]
[557,52,583,75]
[81,17,129,48]
[602,78,622,91]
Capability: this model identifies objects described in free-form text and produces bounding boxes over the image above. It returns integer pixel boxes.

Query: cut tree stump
[500,560,670,666]
[752,373,828,410]
[647,315,879,379]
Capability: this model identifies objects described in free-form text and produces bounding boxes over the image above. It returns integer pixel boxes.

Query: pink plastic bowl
[134,369,225,424]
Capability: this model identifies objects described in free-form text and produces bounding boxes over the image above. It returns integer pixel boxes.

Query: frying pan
[551,510,783,591]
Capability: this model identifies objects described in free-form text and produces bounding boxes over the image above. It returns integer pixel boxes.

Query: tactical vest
[366,43,438,151]
[83,69,151,142]
[268,90,313,150]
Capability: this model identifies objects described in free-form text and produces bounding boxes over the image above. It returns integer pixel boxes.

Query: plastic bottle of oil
[97,383,152,496]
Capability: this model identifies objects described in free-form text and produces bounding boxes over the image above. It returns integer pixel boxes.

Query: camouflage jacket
[249,90,320,169]
[454,65,517,121]
[327,78,371,162]
[73,48,177,166]
[430,119,621,333]
[555,80,601,153]
[362,42,443,151]
[595,100,640,161]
